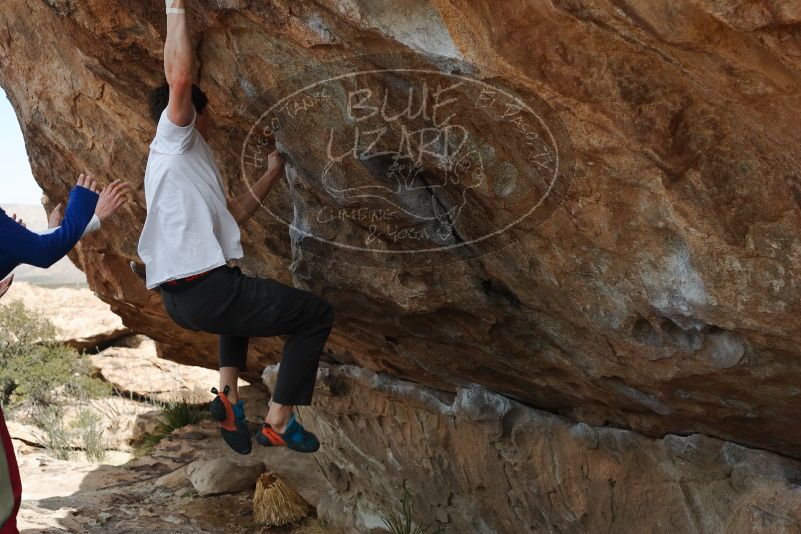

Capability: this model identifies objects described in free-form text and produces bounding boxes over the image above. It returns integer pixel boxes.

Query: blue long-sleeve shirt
[0,186,99,278]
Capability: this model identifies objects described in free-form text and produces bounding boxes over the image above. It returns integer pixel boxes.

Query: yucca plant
[135,399,207,454]
[378,489,444,534]
[157,400,206,431]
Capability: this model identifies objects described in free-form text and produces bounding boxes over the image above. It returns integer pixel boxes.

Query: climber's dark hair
[147,81,208,124]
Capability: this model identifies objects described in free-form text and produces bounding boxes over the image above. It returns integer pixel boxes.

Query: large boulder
[267,364,801,533]
[2,0,801,510]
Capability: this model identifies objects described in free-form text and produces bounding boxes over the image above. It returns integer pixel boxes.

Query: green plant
[158,400,206,431]
[71,408,107,462]
[134,400,208,455]
[30,404,73,460]
[69,359,113,399]
[134,431,166,456]
[0,301,108,406]
[0,300,57,351]
[378,490,444,534]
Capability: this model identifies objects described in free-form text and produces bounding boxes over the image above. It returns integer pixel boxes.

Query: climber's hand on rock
[267,149,285,177]
[95,180,131,221]
[48,203,64,229]
[0,274,13,300]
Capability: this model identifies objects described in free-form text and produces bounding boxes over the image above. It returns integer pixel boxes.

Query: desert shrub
[3,344,75,404]
[158,400,206,430]
[30,404,73,460]
[0,300,57,350]
[69,358,113,398]
[134,431,166,456]
[71,408,107,462]
[29,404,108,462]
[134,400,207,455]
[0,300,108,405]
[378,490,444,534]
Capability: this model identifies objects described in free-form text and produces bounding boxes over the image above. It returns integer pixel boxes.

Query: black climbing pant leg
[161,266,335,406]
[219,335,249,371]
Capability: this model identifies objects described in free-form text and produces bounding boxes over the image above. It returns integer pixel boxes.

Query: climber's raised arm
[139,1,330,460]
[164,0,194,127]
[227,149,285,225]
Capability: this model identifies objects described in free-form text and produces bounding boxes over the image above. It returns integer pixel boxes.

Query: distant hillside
[1,203,87,286]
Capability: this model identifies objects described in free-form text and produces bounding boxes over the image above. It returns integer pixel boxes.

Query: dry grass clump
[253,472,312,527]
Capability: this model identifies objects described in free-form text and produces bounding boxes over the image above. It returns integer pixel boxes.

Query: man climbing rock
[138,0,334,456]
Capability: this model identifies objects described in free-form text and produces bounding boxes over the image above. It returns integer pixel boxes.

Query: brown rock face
[2,0,801,465]
[266,364,801,533]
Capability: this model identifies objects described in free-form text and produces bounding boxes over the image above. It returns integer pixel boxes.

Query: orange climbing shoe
[209,386,252,455]
[256,414,320,453]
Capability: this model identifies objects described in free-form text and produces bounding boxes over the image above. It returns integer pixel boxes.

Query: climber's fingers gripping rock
[267,149,285,177]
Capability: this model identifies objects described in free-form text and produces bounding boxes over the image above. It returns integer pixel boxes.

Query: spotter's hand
[95,180,131,222]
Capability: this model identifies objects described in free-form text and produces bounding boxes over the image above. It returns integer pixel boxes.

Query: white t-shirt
[138,109,243,289]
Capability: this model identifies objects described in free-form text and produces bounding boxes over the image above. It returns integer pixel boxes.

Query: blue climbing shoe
[210,386,252,455]
[256,413,320,453]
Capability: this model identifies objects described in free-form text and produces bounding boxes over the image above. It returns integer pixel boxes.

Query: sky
[0,89,42,205]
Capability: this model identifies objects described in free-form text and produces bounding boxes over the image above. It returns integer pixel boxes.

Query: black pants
[161,266,334,406]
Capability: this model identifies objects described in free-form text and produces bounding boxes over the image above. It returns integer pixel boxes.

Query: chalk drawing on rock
[242,54,575,268]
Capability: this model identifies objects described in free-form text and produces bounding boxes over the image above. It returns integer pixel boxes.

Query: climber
[0,173,129,534]
[137,0,334,456]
